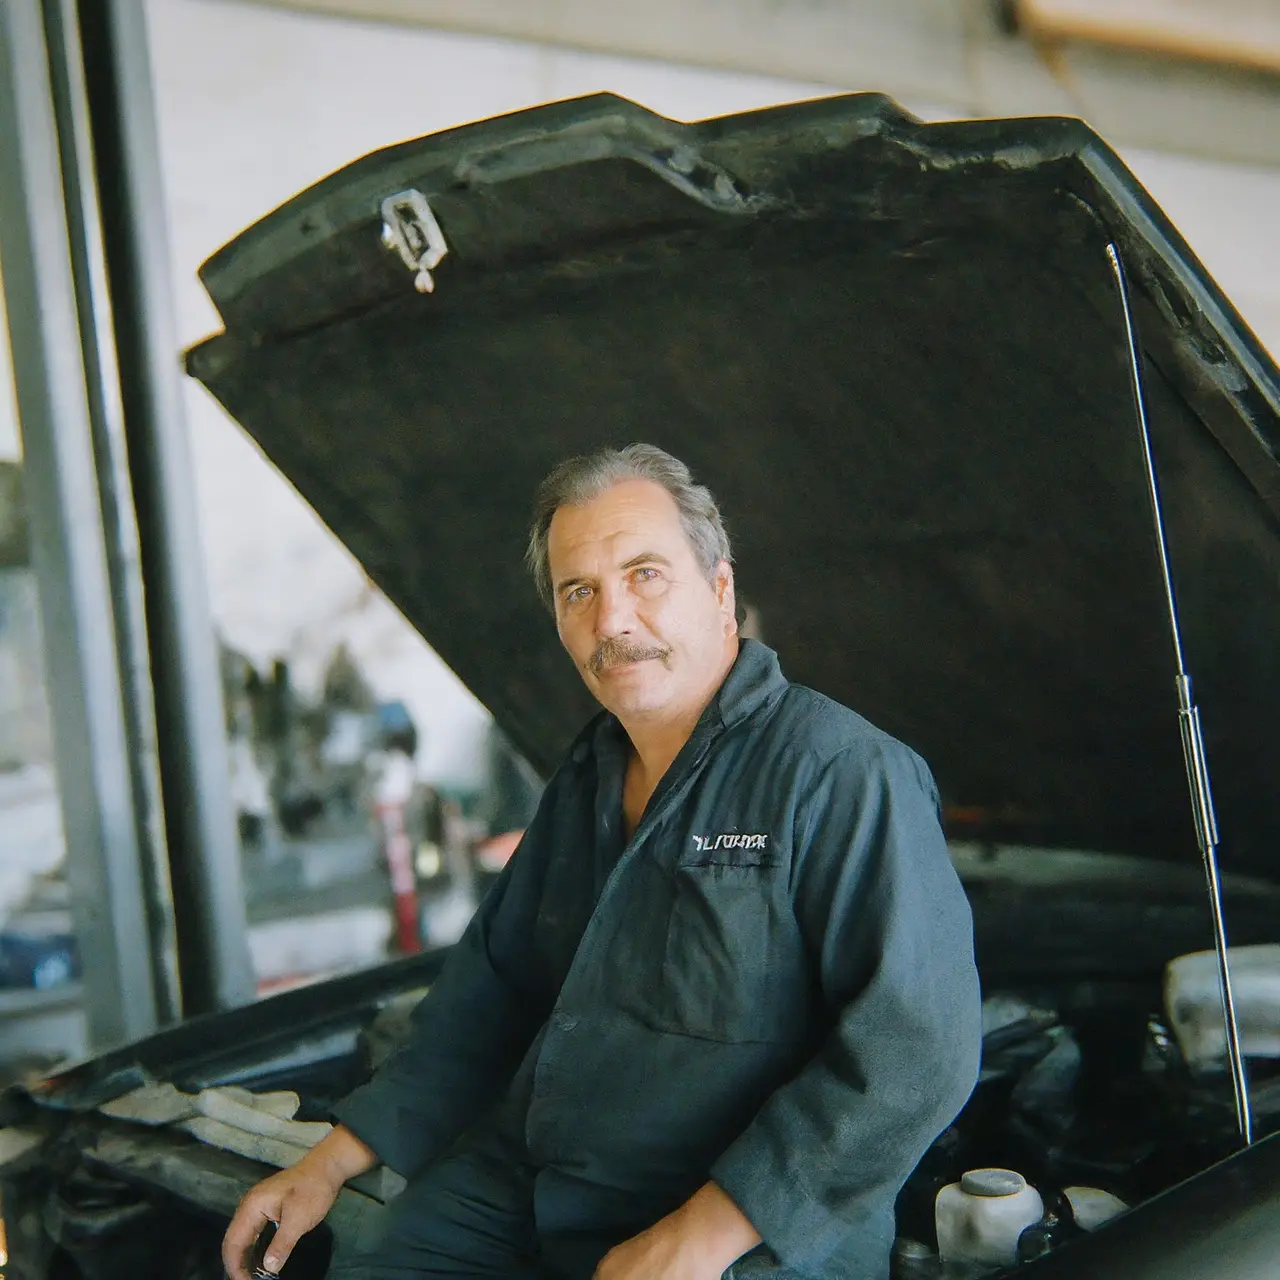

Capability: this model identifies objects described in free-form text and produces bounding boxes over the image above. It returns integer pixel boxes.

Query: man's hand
[221,1124,376,1279]
[594,1182,762,1280]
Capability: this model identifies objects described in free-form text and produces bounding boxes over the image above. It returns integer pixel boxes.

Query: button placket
[529,725,723,1123]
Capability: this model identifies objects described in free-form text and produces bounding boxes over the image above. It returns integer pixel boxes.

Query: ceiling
[232,0,1280,166]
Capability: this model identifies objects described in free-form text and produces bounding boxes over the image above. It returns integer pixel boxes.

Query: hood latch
[380,188,448,294]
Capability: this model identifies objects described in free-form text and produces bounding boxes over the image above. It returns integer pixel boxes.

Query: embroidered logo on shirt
[691,832,770,852]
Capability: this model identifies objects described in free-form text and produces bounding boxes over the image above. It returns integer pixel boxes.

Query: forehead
[547,478,692,566]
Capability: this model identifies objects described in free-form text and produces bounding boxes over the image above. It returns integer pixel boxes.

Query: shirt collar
[712,638,789,729]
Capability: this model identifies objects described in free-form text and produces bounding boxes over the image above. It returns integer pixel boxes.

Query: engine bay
[891,978,1280,1274]
[7,845,1280,1279]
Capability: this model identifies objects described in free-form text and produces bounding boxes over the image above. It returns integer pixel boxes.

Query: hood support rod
[1106,242,1252,1147]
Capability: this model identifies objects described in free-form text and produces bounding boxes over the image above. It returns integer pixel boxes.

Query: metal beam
[0,0,164,1047]
[40,0,184,1030]
[1016,0,1280,76]
[77,0,256,1015]
[236,0,1280,168]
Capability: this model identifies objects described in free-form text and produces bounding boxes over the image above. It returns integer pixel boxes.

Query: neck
[620,637,739,786]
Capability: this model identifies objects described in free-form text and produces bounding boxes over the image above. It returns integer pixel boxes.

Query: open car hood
[186,93,1280,872]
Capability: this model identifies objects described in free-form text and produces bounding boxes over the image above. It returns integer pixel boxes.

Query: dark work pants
[325,1135,795,1280]
[326,1136,545,1279]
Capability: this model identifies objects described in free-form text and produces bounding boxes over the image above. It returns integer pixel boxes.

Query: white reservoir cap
[960,1169,1027,1198]
[937,1169,1043,1266]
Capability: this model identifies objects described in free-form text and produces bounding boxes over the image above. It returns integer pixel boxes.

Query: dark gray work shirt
[335,640,982,1278]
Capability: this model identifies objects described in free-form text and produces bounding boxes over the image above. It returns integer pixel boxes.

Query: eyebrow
[553,552,673,597]
[619,552,672,571]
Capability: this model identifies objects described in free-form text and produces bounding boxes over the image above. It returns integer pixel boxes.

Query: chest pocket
[659,847,804,1044]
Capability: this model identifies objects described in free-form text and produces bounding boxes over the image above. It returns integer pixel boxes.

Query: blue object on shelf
[0,929,81,990]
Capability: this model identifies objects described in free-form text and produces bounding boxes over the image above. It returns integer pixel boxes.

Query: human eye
[563,584,592,605]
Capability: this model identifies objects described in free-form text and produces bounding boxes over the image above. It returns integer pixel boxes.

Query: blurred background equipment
[0,458,81,1073]
[217,636,543,983]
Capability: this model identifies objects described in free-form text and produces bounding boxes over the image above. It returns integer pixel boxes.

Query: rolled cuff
[710,1133,892,1273]
[331,1085,435,1179]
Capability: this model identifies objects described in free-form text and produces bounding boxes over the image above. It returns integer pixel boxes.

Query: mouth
[596,658,651,675]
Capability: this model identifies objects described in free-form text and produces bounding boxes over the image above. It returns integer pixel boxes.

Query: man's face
[547,479,737,725]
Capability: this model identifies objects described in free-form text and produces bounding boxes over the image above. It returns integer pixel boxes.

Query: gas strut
[1106,242,1253,1147]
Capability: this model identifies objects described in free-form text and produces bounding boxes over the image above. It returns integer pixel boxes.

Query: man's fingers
[261,1216,305,1274]
[260,1190,331,1273]
[222,1166,341,1277]
[222,1201,274,1280]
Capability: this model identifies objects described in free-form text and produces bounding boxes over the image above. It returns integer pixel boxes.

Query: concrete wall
[2,0,1278,786]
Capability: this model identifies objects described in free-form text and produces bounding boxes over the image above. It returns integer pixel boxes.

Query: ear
[714,561,736,631]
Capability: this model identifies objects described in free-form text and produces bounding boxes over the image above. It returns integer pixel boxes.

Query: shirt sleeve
[331,778,561,1178]
[710,740,982,1271]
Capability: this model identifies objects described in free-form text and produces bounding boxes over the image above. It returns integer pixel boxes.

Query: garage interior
[1,2,1279,1275]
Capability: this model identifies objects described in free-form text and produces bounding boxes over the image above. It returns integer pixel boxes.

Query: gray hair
[526,443,732,610]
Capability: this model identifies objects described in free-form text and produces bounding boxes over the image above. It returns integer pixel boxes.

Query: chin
[615,698,667,721]
[599,681,671,720]
[597,688,655,717]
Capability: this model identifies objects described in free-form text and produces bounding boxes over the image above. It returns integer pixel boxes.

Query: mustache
[588,637,670,674]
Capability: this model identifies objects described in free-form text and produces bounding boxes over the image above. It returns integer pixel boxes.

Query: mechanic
[222,444,982,1280]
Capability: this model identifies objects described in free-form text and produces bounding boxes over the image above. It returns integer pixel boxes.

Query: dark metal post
[39,0,184,1029]
[76,0,255,1013]
[0,0,164,1046]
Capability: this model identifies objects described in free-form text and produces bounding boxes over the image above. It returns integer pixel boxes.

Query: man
[223,444,982,1280]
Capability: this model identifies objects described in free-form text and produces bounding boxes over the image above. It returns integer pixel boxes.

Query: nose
[593,578,637,639]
